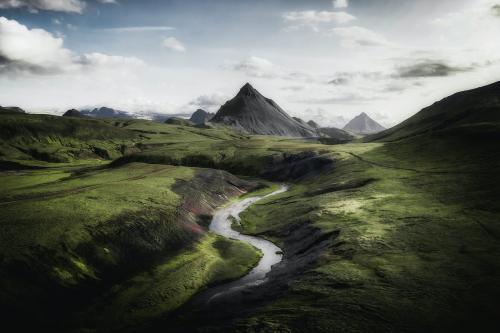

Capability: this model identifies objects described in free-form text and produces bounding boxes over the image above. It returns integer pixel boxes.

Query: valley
[0,82,499,333]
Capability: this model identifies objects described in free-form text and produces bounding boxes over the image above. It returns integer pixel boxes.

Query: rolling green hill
[367,80,500,142]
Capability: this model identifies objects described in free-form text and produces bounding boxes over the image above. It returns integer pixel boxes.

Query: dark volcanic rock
[63,109,86,118]
[0,106,25,114]
[211,83,318,137]
[189,109,214,125]
[343,112,385,135]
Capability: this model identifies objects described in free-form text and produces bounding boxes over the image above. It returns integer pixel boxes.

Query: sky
[1,0,500,127]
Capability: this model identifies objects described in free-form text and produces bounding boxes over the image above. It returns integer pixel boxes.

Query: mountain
[189,109,214,125]
[292,117,308,126]
[80,107,133,119]
[307,120,320,129]
[211,83,317,137]
[0,106,25,114]
[343,113,385,135]
[368,81,500,142]
[63,109,87,118]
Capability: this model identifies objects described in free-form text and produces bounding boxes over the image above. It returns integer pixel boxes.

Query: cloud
[328,77,349,85]
[230,56,280,78]
[396,60,471,78]
[333,0,348,9]
[101,26,175,32]
[283,10,355,24]
[0,0,86,13]
[298,94,379,105]
[305,108,348,128]
[330,26,392,47]
[283,10,356,31]
[163,37,186,52]
[77,53,143,68]
[0,17,143,76]
[281,85,305,91]
[189,93,229,112]
[98,0,117,4]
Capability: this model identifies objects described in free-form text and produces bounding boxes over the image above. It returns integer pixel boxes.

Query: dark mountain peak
[63,109,86,118]
[237,83,259,97]
[212,84,317,137]
[189,109,214,125]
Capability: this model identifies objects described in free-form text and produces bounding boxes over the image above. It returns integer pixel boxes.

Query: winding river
[207,185,288,301]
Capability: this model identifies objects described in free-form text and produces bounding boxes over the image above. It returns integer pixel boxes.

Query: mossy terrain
[218,134,500,332]
[1,109,500,332]
[0,121,265,331]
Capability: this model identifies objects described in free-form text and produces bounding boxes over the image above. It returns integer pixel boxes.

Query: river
[207,184,288,301]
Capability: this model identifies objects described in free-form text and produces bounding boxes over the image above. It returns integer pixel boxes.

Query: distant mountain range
[343,112,385,135]
[77,107,190,122]
[79,107,133,119]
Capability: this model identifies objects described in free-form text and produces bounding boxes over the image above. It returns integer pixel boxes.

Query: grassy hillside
[367,80,500,142]
[1,101,500,333]
[0,145,263,331]
[220,141,500,332]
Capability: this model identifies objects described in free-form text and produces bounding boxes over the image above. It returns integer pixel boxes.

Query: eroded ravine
[207,184,288,301]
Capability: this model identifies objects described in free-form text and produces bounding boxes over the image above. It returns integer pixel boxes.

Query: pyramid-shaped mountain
[343,112,385,135]
[211,83,317,137]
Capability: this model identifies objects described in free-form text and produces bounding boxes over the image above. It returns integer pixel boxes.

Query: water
[207,185,288,300]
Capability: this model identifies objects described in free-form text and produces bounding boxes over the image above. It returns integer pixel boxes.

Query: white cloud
[333,0,349,9]
[102,26,175,32]
[163,37,186,52]
[283,10,356,24]
[283,10,356,32]
[77,53,143,68]
[0,0,86,13]
[0,17,143,75]
[330,26,392,48]
[189,93,230,112]
[230,56,280,78]
[98,0,117,4]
